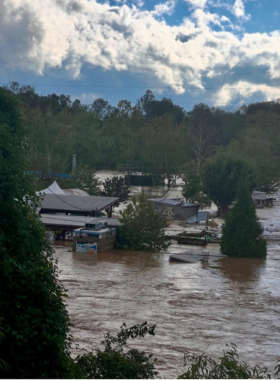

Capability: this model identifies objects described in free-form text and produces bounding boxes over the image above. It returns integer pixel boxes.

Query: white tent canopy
[36,181,66,196]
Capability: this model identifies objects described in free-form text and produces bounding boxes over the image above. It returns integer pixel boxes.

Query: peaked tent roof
[36,181,65,196]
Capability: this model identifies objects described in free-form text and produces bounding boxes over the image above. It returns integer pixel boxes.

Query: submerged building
[148,198,199,220]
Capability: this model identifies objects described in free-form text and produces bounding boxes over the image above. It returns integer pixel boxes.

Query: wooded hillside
[3,82,280,191]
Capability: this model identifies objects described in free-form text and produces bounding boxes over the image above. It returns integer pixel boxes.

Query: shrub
[116,191,168,251]
[75,322,158,379]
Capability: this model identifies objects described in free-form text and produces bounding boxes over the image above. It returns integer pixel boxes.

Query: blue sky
[1,0,280,111]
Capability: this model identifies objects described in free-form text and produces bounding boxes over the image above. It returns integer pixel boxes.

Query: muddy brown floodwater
[55,240,280,378]
[55,170,280,377]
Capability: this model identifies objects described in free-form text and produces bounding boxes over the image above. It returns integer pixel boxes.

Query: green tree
[186,103,220,173]
[116,191,167,251]
[226,109,280,192]
[202,153,256,217]
[73,166,101,195]
[220,183,266,258]
[141,115,186,188]
[182,163,211,209]
[179,343,276,379]
[100,176,130,206]
[76,322,158,379]
[101,109,143,171]
[0,88,75,378]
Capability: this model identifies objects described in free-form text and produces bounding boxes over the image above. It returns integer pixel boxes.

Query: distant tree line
[3,82,280,195]
[2,81,280,218]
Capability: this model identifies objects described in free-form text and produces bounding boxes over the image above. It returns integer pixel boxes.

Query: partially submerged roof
[148,198,198,208]
[39,194,119,213]
[40,214,122,227]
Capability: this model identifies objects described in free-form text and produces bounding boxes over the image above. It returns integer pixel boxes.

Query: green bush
[116,191,168,251]
[75,322,158,379]
[179,343,279,379]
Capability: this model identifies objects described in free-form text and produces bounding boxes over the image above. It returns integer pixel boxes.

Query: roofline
[39,198,119,213]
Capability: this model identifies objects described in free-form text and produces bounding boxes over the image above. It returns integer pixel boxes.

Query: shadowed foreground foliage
[179,343,280,379]
[0,88,76,378]
[76,322,158,379]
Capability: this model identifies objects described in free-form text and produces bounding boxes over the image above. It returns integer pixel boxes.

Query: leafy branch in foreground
[0,88,76,378]
[75,322,158,379]
[179,343,280,379]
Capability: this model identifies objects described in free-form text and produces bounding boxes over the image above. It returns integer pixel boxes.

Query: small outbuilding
[72,220,117,253]
[148,198,199,220]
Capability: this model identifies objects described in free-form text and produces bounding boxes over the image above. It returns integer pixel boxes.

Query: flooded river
[54,172,280,378]
[56,243,280,378]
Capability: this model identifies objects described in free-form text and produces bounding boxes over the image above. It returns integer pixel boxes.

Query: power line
[1,81,279,91]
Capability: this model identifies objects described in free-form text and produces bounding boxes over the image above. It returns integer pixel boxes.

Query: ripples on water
[55,171,280,377]
[55,241,280,378]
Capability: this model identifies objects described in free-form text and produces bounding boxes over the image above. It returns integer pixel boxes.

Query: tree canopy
[2,82,280,193]
[116,191,168,251]
[202,154,256,216]
[220,183,266,258]
[100,176,130,206]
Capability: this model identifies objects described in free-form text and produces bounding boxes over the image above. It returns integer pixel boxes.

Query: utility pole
[72,154,77,174]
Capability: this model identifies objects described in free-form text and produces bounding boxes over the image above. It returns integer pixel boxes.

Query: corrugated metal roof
[148,198,198,207]
[40,194,119,212]
[63,189,90,196]
[40,214,122,227]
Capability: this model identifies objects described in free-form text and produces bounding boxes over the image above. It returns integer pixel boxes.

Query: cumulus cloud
[232,0,250,21]
[184,0,208,9]
[153,0,176,16]
[214,81,280,106]
[0,0,279,104]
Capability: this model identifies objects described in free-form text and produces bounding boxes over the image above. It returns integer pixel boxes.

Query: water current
[54,171,280,378]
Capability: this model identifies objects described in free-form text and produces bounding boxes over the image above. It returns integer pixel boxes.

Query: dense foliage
[100,176,130,206]
[3,82,280,193]
[116,191,168,251]
[1,85,278,379]
[0,89,76,378]
[182,163,211,209]
[76,322,158,379]
[179,343,279,379]
[221,183,267,258]
[72,166,101,195]
[202,154,256,216]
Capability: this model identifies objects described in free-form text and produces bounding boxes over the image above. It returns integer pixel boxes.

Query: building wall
[153,202,199,220]
[72,235,116,252]
[174,205,199,220]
